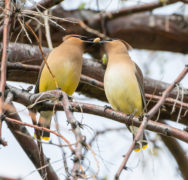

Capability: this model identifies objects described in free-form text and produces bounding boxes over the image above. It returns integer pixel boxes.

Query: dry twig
[0,0,11,146]
[5,116,74,151]
[60,91,86,179]
[25,23,59,89]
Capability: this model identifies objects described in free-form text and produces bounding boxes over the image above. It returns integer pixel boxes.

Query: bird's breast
[39,56,82,96]
[104,64,143,116]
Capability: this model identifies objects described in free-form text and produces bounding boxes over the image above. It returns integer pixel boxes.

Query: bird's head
[62,34,100,52]
[98,39,132,54]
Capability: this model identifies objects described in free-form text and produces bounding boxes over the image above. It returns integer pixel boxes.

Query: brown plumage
[35,34,95,140]
[102,40,148,152]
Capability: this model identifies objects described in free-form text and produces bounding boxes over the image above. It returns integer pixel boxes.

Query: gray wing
[134,62,147,112]
[35,60,45,93]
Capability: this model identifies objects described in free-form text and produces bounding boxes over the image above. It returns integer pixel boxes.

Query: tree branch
[0,176,21,180]
[161,133,188,180]
[92,0,184,22]
[28,0,64,12]
[1,43,188,123]
[58,91,86,179]
[3,5,188,53]
[5,86,188,143]
[0,0,11,146]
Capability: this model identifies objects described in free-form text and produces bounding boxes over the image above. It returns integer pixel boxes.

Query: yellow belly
[104,66,143,116]
[39,59,81,96]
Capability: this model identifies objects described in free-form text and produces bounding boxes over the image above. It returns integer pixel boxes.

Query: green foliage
[78,2,86,10]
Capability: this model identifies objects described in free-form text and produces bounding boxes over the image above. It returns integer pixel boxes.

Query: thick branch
[28,0,64,12]
[93,0,184,22]
[161,134,188,180]
[4,5,188,53]
[5,86,188,143]
[1,43,188,123]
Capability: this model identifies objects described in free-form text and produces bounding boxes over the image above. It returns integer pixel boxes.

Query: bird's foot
[126,113,134,120]
[104,105,112,111]
[138,115,144,121]
[68,96,73,102]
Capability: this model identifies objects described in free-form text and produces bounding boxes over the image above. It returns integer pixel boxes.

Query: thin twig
[44,9,53,50]
[29,110,47,180]
[177,87,184,123]
[54,113,70,179]
[79,20,109,40]
[171,84,180,114]
[0,0,10,146]
[25,23,59,89]
[60,91,85,179]
[5,116,74,152]
[17,18,32,43]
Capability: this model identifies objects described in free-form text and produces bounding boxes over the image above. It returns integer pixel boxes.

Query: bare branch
[2,46,188,124]
[5,116,74,151]
[28,0,64,12]
[0,0,11,146]
[0,176,21,180]
[161,131,188,180]
[5,86,188,143]
[92,0,184,22]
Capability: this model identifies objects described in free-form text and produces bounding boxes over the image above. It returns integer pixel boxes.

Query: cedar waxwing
[35,34,95,140]
[101,39,148,152]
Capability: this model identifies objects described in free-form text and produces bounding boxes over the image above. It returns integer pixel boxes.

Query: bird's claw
[68,96,73,102]
[104,105,112,111]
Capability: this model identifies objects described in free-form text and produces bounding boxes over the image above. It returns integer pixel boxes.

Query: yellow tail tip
[134,148,141,152]
[34,134,50,141]
[41,136,50,141]
[142,144,148,150]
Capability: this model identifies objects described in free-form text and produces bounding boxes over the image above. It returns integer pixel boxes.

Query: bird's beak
[96,39,113,44]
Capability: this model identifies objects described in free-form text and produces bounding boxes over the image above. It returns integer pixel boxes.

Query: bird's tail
[34,111,53,141]
[129,125,148,152]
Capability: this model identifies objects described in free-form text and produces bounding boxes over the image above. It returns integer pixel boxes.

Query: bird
[35,34,95,140]
[101,39,148,152]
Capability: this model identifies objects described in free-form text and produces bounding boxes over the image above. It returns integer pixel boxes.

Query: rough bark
[3,5,188,54]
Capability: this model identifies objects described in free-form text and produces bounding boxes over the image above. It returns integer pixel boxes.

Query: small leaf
[102,54,108,65]
[78,3,86,10]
